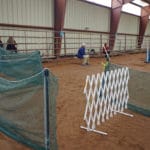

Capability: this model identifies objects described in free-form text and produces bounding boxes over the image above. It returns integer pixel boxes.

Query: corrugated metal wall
[0,0,149,55]
[145,20,150,36]
[63,0,110,54]
[0,0,53,27]
[114,13,139,51]
[0,27,54,56]
[143,20,150,48]
[60,31,109,55]
[118,13,139,34]
[64,0,110,31]
[114,34,138,51]
[0,0,54,56]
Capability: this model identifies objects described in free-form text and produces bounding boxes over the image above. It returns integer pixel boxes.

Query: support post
[138,6,150,48]
[54,0,66,57]
[44,68,50,150]
[110,0,133,50]
[125,34,126,52]
[146,48,150,63]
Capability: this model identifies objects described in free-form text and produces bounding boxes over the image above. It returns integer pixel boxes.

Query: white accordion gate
[80,67,133,135]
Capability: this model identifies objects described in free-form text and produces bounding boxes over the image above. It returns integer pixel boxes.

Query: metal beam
[138,5,150,48]
[109,0,133,50]
[141,0,150,4]
[54,0,66,57]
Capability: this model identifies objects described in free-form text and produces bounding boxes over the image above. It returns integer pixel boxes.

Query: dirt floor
[0,53,150,150]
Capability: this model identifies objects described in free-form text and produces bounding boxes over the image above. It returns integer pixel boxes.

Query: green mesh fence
[0,47,12,55]
[109,64,150,117]
[0,48,58,150]
[0,48,43,80]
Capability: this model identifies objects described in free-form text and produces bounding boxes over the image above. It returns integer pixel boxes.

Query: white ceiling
[85,0,150,16]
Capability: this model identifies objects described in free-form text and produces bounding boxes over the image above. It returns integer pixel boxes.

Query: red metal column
[109,0,133,50]
[54,0,66,57]
[138,6,150,48]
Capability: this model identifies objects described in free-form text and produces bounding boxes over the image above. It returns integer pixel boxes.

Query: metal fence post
[44,68,50,150]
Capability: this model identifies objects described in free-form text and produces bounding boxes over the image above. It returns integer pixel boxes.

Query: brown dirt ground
[0,53,150,150]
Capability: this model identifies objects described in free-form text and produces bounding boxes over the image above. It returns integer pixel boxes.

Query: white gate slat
[81,67,133,135]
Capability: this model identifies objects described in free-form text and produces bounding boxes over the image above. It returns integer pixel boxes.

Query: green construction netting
[0,48,58,150]
[109,64,150,117]
[0,47,12,55]
[0,47,43,80]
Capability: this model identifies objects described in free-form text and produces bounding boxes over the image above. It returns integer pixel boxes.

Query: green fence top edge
[128,103,150,117]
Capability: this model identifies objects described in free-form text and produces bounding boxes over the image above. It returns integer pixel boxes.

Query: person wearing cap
[77,43,89,65]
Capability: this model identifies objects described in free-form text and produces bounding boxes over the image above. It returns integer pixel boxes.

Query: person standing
[102,43,110,61]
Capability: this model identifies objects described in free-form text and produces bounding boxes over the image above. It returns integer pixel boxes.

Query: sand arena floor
[0,53,150,150]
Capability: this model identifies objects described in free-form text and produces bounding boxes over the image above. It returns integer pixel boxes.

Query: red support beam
[138,5,150,48]
[54,0,66,57]
[109,0,133,50]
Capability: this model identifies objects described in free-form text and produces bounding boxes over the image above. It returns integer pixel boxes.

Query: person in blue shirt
[77,43,89,65]
[77,43,85,58]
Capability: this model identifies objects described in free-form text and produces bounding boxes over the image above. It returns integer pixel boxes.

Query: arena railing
[0,26,149,58]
